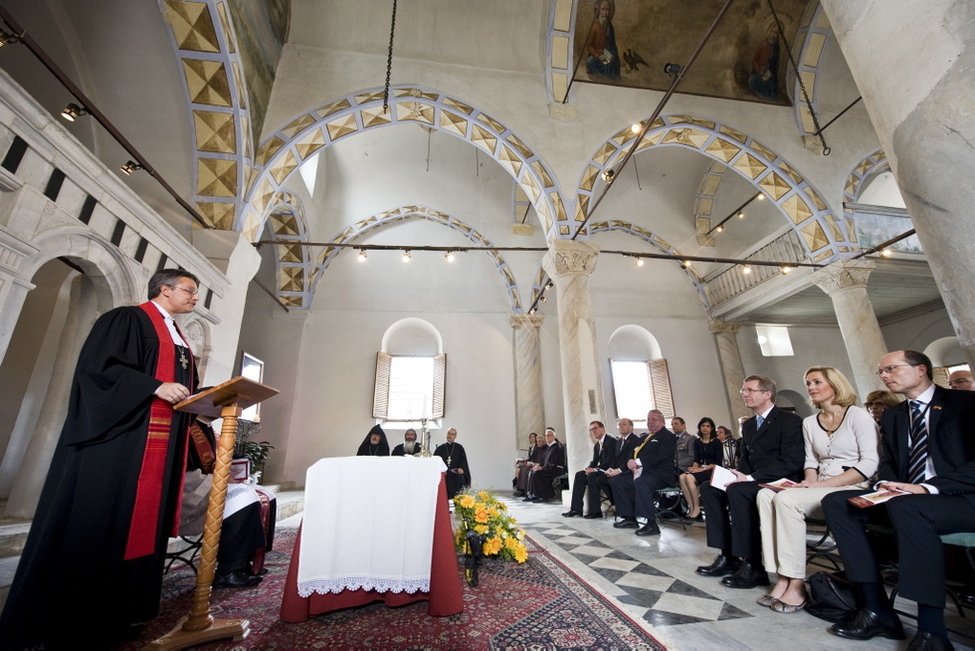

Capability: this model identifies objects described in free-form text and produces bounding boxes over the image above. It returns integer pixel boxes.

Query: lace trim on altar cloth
[297,577,432,598]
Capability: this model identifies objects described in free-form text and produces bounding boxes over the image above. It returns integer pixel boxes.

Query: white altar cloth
[297,455,446,597]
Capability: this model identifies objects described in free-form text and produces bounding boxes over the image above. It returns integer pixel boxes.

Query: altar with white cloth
[280,455,464,621]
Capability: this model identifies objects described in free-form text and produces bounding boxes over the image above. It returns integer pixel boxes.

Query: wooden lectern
[146,376,278,650]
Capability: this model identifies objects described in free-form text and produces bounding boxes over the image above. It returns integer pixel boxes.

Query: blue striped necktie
[907,399,929,484]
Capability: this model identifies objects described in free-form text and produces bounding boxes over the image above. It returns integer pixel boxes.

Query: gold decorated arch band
[576,114,856,265]
[843,148,889,233]
[159,0,255,230]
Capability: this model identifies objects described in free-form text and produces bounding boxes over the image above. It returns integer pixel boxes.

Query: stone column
[542,239,604,484]
[509,313,545,449]
[821,1,975,367]
[708,319,751,425]
[812,260,888,398]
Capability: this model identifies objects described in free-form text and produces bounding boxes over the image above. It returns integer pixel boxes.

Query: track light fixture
[663,62,682,78]
[402,250,412,262]
[715,225,724,233]
[0,28,20,47]
[780,265,792,274]
[757,193,766,200]
[742,265,752,275]
[545,281,554,290]
[120,160,144,175]
[681,260,692,268]
[880,248,893,258]
[61,103,89,122]
[738,211,745,219]
[601,168,615,182]
[444,251,455,262]
[635,258,644,267]
[540,296,548,303]
[357,250,367,262]
[631,123,641,134]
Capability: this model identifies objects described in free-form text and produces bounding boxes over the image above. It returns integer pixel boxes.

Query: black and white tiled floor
[501,494,975,651]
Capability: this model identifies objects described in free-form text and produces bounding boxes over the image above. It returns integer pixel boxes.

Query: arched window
[607,325,674,425]
[373,318,445,427]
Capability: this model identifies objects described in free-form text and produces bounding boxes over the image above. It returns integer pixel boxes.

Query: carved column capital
[510,312,545,329]
[708,318,741,335]
[812,259,876,296]
[542,239,599,279]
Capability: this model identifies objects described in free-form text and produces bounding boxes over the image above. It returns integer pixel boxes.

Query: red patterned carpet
[117,529,666,649]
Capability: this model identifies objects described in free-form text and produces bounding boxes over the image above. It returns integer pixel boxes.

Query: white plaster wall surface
[880,306,955,355]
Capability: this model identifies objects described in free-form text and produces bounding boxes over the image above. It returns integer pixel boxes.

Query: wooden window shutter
[648,358,675,418]
[431,353,446,418]
[373,352,391,418]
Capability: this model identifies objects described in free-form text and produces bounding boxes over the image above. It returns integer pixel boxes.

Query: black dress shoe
[696,554,740,577]
[531,497,547,503]
[562,510,582,517]
[513,490,525,498]
[613,517,639,529]
[522,496,535,502]
[829,609,906,641]
[583,513,603,519]
[212,570,264,589]
[635,523,661,536]
[908,631,955,651]
[720,560,770,589]
[960,592,975,608]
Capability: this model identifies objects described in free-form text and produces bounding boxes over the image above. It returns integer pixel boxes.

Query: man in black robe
[527,428,566,502]
[391,428,420,456]
[356,424,390,456]
[434,428,471,498]
[0,269,201,649]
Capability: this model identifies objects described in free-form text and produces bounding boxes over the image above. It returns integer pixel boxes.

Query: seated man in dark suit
[696,374,803,588]
[600,418,641,513]
[563,420,619,518]
[822,350,975,650]
[526,428,565,503]
[610,409,677,535]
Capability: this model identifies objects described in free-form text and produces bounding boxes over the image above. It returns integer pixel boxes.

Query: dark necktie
[907,399,929,484]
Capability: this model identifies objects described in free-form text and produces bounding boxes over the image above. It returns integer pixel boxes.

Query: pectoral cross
[178,347,189,370]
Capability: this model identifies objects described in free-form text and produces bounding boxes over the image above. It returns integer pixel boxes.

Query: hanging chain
[383,0,398,113]
[767,0,830,155]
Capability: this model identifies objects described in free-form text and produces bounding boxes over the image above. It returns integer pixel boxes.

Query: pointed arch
[576,114,852,264]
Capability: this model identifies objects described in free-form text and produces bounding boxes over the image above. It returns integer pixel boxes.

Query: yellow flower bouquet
[453,489,528,563]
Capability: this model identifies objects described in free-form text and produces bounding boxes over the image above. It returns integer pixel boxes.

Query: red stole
[125,302,194,561]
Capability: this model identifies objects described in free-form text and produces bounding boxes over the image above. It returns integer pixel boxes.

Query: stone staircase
[0,485,305,610]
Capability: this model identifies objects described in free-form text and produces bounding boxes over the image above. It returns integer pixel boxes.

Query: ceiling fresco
[572,0,809,104]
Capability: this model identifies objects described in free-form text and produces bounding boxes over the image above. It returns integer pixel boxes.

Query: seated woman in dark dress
[678,417,721,520]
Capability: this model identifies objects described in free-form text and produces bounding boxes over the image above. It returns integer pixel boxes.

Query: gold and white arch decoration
[576,114,854,263]
[312,206,522,312]
[842,148,888,239]
[159,0,254,229]
[260,191,314,309]
[791,2,835,139]
[693,161,730,246]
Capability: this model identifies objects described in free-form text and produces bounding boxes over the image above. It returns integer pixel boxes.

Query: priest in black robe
[391,428,420,456]
[434,427,472,498]
[0,269,201,649]
[357,424,390,456]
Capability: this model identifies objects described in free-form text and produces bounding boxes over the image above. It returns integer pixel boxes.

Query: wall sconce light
[635,258,644,267]
[0,28,20,47]
[444,251,455,262]
[601,168,615,182]
[402,250,412,262]
[120,160,144,175]
[742,265,752,275]
[357,250,367,262]
[61,103,89,122]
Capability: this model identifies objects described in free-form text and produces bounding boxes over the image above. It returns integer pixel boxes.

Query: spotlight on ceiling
[757,192,766,200]
[120,160,144,175]
[737,211,745,219]
[631,123,641,134]
[402,250,412,262]
[444,251,455,262]
[742,265,752,275]
[715,225,724,233]
[681,260,692,268]
[635,258,644,267]
[601,168,615,182]
[0,28,20,48]
[357,250,367,262]
[540,295,548,303]
[663,62,682,78]
[880,248,893,258]
[528,307,536,314]
[545,281,554,290]
[61,103,89,122]
[780,265,792,275]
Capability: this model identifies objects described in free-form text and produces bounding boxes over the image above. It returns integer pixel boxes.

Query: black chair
[164,533,204,574]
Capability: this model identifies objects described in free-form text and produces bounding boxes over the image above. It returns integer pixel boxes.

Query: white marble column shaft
[812,260,888,398]
[708,319,751,425]
[542,240,604,485]
[509,313,546,449]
